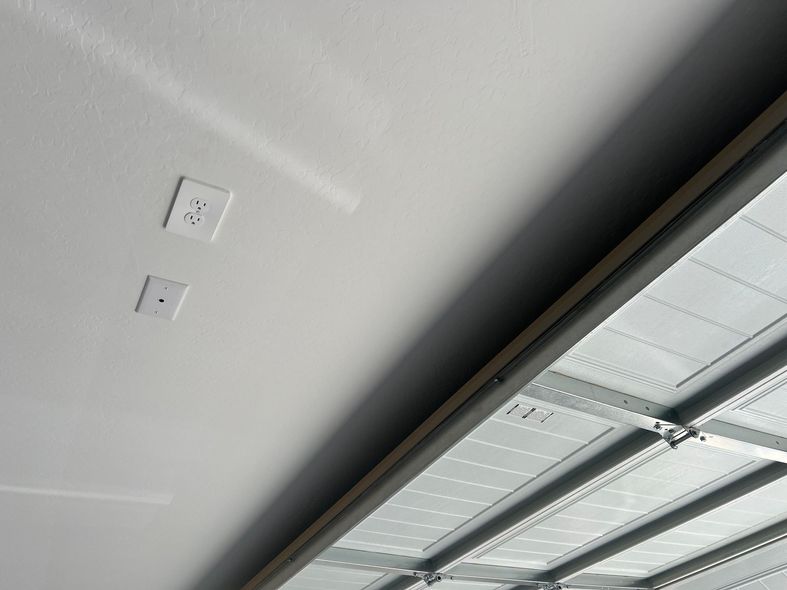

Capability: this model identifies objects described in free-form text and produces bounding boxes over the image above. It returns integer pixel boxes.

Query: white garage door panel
[550,172,787,404]
[281,564,383,590]
[692,220,787,300]
[479,443,756,569]
[335,400,614,557]
[645,261,787,336]
[589,476,787,576]
[607,297,747,363]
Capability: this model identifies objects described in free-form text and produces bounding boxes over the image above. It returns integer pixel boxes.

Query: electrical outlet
[190,198,209,213]
[135,276,189,320]
[184,212,204,226]
[165,177,231,242]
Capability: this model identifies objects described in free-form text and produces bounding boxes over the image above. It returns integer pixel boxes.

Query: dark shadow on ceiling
[192,3,787,589]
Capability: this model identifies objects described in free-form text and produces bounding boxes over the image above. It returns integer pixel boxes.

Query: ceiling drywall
[1,2,785,590]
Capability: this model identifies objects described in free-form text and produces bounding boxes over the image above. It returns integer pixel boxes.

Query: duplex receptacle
[165,177,231,242]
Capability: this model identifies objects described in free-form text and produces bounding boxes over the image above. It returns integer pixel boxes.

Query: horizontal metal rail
[315,547,433,577]
[525,371,787,464]
[316,548,653,590]
[450,564,649,589]
[700,420,787,464]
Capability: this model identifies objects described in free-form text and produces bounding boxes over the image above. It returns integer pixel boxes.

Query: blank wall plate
[165,177,231,242]
[135,276,189,320]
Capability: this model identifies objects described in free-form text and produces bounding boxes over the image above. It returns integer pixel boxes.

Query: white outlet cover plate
[165,177,231,242]
[135,276,189,320]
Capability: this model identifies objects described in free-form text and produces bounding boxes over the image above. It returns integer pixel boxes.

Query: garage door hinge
[414,572,444,586]
[655,423,706,449]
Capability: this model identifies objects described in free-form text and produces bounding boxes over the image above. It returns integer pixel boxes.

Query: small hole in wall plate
[136,276,189,321]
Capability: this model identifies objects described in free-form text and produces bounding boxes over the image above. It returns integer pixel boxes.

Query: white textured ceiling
[2,1,777,589]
